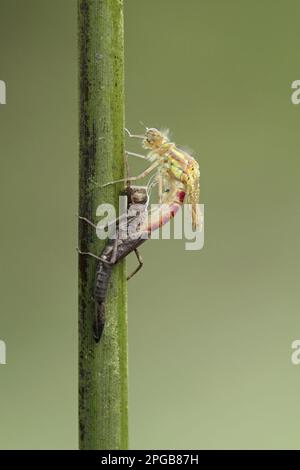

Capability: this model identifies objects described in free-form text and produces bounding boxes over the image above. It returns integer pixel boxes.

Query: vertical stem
[78,0,127,450]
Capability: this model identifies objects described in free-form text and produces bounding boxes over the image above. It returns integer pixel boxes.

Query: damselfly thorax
[143,129,200,230]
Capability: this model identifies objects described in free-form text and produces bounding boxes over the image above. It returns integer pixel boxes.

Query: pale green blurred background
[0,0,300,449]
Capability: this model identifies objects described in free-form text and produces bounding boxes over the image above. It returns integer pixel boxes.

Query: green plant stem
[78,0,127,450]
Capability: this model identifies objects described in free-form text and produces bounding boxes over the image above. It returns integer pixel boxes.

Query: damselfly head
[142,128,167,149]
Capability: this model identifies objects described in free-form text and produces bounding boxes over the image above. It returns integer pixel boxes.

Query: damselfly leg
[102,160,160,188]
[124,127,144,139]
[78,215,97,229]
[127,249,143,281]
[77,248,102,262]
[77,242,118,266]
[125,150,148,160]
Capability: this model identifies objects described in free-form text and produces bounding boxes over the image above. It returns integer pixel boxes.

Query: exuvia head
[120,186,148,206]
[130,187,148,205]
[142,128,168,149]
